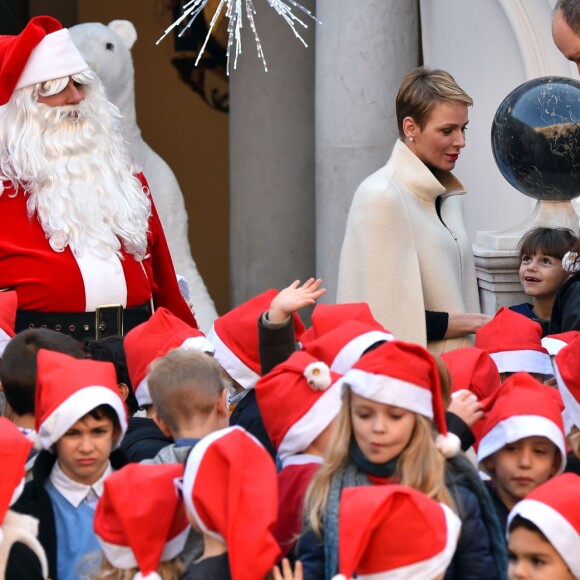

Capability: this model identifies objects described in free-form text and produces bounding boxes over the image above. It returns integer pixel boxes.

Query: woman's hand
[272,559,303,580]
[444,313,491,339]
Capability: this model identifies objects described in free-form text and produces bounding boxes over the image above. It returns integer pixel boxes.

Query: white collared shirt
[49,460,112,508]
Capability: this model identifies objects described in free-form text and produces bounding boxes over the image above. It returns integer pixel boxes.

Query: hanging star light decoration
[157,0,318,74]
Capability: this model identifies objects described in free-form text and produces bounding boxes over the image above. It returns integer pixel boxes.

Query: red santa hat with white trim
[542,331,580,357]
[124,307,214,407]
[255,350,343,462]
[94,463,190,580]
[0,15,89,106]
[332,485,461,580]
[301,319,395,375]
[0,418,32,540]
[440,347,501,401]
[476,372,566,474]
[35,349,127,451]
[343,340,461,457]
[507,473,580,578]
[207,289,305,390]
[554,333,580,431]
[299,302,384,345]
[182,426,280,580]
[474,307,552,375]
[0,291,17,357]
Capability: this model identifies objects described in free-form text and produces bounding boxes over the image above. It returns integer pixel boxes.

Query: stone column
[315,0,419,301]
[229,1,316,307]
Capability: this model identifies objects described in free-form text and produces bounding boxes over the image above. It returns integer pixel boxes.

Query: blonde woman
[337,67,488,354]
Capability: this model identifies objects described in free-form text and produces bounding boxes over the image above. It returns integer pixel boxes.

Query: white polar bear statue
[69,20,218,332]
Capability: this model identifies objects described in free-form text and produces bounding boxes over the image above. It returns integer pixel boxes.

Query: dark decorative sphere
[491,76,580,201]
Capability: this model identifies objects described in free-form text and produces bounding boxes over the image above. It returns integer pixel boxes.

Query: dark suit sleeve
[5,541,45,580]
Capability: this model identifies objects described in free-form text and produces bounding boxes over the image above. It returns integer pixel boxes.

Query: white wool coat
[337,139,481,354]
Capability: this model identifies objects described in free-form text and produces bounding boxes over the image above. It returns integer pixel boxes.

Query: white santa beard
[2,84,151,260]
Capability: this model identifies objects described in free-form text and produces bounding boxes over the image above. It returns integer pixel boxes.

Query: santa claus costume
[0,16,197,339]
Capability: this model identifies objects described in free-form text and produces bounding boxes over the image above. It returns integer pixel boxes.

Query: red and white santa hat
[343,340,461,457]
[35,349,127,451]
[0,291,17,357]
[94,463,190,580]
[299,302,384,345]
[554,333,580,431]
[507,473,580,578]
[301,319,395,375]
[255,351,343,462]
[207,289,305,390]
[476,372,566,473]
[542,331,580,357]
[124,307,214,407]
[474,307,552,375]
[440,347,501,401]
[332,485,461,580]
[0,418,33,533]
[182,426,280,580]
[0,16,88,106]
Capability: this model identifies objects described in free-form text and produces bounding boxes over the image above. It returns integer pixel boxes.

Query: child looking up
[507,473,580,580]
[477,372,566,534]
[12,350,128,580]
[511,227,575,333]
[299,340,506,580]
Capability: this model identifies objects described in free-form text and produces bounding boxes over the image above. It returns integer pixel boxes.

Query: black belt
[15,303,152,341]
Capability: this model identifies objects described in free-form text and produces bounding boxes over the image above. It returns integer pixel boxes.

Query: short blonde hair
[148,349,226,433]
[396,67,473,138]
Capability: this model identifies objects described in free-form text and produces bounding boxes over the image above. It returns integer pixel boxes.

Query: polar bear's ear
[108,20,138,50]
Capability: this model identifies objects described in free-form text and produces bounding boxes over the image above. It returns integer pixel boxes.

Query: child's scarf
[322,439,398,579]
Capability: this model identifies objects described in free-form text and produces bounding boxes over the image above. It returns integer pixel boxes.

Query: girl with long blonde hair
[298,340,506,580]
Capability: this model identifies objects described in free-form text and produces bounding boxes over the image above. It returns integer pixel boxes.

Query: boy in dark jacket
[12,350,128,580]
[477,373,565,535]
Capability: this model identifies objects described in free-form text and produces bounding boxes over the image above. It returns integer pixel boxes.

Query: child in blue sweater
[12,350,128,580]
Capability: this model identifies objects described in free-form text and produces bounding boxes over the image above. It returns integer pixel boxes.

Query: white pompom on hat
[343,340,461,457]
[0,15,88,105]
[255,350,343,461]
[332,485,461,579]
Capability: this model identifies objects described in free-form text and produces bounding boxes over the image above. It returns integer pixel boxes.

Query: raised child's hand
[272,559,303,580]
[448,390,484,428]
[268,278,326,323]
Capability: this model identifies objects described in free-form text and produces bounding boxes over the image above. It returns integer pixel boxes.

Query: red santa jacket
[0,174,197,327]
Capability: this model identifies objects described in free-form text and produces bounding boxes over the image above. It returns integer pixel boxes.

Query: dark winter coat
[11,449,128,580]
[550,271,580,333]
[120,416,173,462]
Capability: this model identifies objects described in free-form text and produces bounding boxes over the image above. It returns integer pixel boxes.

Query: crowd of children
[2,226,580,580]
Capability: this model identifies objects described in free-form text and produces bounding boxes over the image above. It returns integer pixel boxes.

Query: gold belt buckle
[95,304,123,339]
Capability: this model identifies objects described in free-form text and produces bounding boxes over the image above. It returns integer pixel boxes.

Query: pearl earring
[409,137,414,142]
